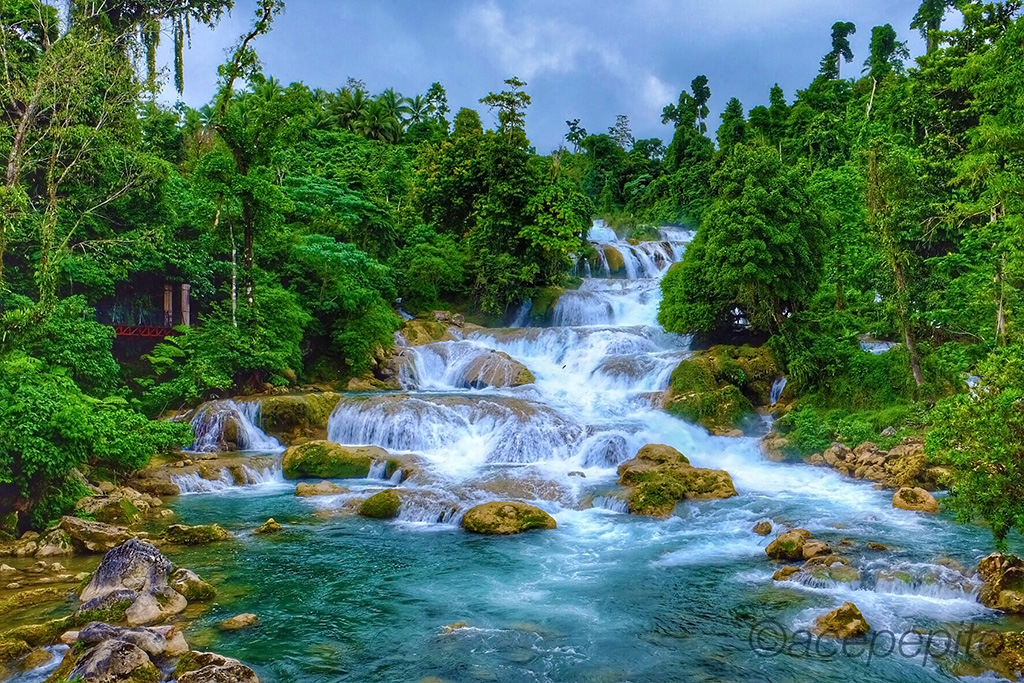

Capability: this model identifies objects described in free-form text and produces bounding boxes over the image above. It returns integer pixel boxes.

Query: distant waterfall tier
[187,399,283,453]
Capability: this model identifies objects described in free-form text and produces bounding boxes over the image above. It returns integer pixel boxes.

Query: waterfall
[187,400,283,453]
[770,377,787,404]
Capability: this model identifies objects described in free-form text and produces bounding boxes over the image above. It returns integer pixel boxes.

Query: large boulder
[59,516,134,554]
[69,639,159,683]
[295,481,349,497]
[358,490,401,519]
[164,524,231,546]
[461,502,557,535]
[256,393,342,442]
[282,441,389,479]
[77,622,188,658]
[461,351,535,389]
[978,553,1024,613]
[765,529,814,561]
[812,602,871,639]
[35,528,75,557]
[217,614,259,631]
[616,444,737,517]
[80,539,172,604]
[662,346,780,434]
[177,652,260,683]
[892,487,940,514]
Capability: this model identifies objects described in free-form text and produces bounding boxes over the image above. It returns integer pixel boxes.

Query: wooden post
[180,283,191,327]
[163,284,174,327]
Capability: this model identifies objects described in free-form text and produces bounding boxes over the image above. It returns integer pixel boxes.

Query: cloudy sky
[165,0,928,151]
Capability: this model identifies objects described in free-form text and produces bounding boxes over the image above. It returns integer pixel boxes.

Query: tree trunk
[996,252,1007,345]
[243,202,254,306]
[894,264,924,387]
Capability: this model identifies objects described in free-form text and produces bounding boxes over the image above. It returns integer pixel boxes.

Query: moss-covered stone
[0,637,30,663]
[529,286,564,320]
[616,444,737,517]
[170,568,216,602]
[253,518,282,534]
[0,512,19,542]
[765,529,814,561]
[978,553,1024,613]
[892,487,940,514]
[461,502,557,535]
[358,490,402,519]
[662,345,781,434]
[813,602,871,639]
[282,441,387,479]
[603,246,626,275]
[257,393,342,442]
[163,524,231,546]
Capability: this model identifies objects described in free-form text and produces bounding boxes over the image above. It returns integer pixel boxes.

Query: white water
[187,400,283,453]
[172,463,285,494]
[316,221,998,642]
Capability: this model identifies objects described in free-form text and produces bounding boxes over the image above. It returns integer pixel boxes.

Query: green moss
[0,512,18,541]
[0,637,30,663]
[529,286,564,319]
[461,502,557,535]
[358,490,401,519]
[282,441,374,479]
[164,524,230,545]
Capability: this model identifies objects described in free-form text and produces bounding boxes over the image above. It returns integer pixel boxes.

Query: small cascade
[187,400,283,453]
[588,219,618,243]
[394,489,464,524]
[508,300,533,328]
[171,462,284,494]
[769,377,787,405]
[591,496,630,514]
[172,470,233,494]
[368,460,389,480]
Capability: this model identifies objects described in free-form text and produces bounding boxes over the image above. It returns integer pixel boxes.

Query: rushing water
[166,223,1020,682]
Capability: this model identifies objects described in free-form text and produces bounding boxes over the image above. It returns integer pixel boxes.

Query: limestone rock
[125,587,187,626]
[765,529,813,561]
[164,524,231,545]
[218,613,259,631]
[80,539,172,604]
[70,639,159,683]
[892,487,940,514]
[813,602,871,639]
[358,490,401,519]
[282,441,389,479]
[35,528,74,558]
[295,481,348,497]
[60,516,134,554]
[617,444,737,517]
[253,518,282,534]
[177,652,260,683]
[257,393,342,442]
[461,502,557,535]
[461,351,535,389]
[753,521,772,536]
[170,568,216,602]
[978,553,1024,613]
[77,622,187,658]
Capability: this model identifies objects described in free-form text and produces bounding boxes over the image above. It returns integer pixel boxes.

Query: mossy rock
[0,512,19,541]
[765,529,813,561]
[603,246,626,275]
[461,502,557,535]
[358,490,401,519]
[258,393,342,441]
[812,602,871,639]
[282,441,387,479]
[163,524,231,546]
[529,286,564,319]
[401,319,452,346]
[0,637,30,663]
[616,445,737,517]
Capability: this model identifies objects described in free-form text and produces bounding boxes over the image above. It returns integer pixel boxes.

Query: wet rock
[80,539,172,604]
[35,528,74,558]
[867,542,888,552]
[978,553,1024,613]
[773,566,800,581]
[461,351,535,389]
[892,487,940,514]
[77,622,187,658]
[170,568,216,602]
[164,524,231,545]
[282,441,388,479]
[802,539,832,560]
[765,529,813,561]
[753,521,773,536]
[807,453,826,466]
[125,587,188,626]
[218,613,259,631]
[253,518,282,534]
[70,638,159,682]
[813,602,871,639]
[59,516,134,554]
[177,652,260,683]
[358,491,401,519]
[617,444,737,518]
[75,493,143,526]
[294,481,349,497]
[257,393,342,442]
[461,502,557,535]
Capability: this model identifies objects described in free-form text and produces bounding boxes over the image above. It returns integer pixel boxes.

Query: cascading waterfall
[187,399,283,453]
[162,217,1010,682]
[769,376,787,404]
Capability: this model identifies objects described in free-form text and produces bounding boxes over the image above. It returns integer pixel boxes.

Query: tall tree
[716,97,747,151]
[820,21,856,79]
[480,76,531,142]
[608,114,635,149]
[911,0,956,53]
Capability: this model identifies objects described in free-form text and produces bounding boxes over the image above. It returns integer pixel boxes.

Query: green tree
[480,76,531,142]
[820,21,857,79]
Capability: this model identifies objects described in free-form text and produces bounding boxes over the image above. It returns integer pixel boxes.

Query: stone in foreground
[358,490,401,519]
[892,487,940,514]
[461,502,557,535]
[812,602,871,639]
[617,444,737,517]
[978,553,1024,613]
[282,441,389,479]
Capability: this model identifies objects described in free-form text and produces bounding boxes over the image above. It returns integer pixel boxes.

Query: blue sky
[165,0,928,150]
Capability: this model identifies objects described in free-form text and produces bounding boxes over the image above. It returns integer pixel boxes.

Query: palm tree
[377,88,412,123]
[358,100,402,143]
[405,95,435,125]
[331,87,367,131]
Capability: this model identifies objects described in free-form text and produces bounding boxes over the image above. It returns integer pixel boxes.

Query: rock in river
[616,444,736,517]
[461,502,557,535]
